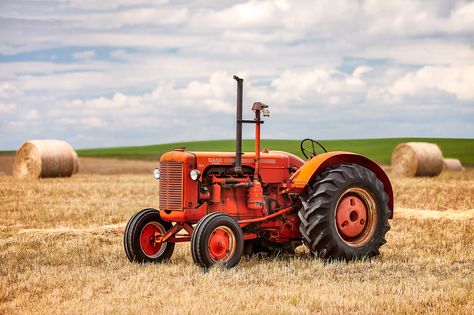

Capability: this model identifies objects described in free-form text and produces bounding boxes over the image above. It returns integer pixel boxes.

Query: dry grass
[0,155,157,176]
[1,164,473,314]
[392,169,474,210]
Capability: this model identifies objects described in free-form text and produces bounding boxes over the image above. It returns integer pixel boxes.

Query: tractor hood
[160,149,304,184]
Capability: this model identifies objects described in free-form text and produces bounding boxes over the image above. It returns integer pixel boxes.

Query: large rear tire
[298,164,391,260]
[191,212,244,268]
[124,208,175,263]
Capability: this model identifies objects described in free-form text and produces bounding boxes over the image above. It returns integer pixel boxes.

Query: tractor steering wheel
[300,138,328,159]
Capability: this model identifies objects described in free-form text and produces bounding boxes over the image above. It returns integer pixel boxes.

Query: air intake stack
[233,75,243,174]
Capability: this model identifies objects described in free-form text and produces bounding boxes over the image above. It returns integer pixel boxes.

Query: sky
[0,0,473,150]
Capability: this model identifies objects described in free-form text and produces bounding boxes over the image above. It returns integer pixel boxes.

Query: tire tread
[298,163,391,260]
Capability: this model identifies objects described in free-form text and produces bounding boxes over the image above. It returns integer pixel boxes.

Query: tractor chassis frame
[152,206,295,245]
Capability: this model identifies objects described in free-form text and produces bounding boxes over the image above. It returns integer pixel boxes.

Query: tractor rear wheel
[124,208,175,263]
[191,212,244,268]
[298,164,391,260]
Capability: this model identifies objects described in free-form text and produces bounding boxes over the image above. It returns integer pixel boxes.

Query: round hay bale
[13,140,80,179]
[391,142,444,177]
[71,149,80,174]
[443,158,464,171]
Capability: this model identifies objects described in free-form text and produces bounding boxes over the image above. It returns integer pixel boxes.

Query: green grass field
[76,138,474,165]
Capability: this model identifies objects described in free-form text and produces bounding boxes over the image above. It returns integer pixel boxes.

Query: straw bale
[391,142,444,177]
[443,158,464,171]
[13,140,80,179]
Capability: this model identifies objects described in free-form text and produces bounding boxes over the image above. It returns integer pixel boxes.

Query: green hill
[77,138,474,165]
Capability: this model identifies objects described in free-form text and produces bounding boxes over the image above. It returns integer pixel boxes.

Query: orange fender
[291,152,393,218]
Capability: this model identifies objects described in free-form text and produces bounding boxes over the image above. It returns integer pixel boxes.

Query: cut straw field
[1,161,473,314]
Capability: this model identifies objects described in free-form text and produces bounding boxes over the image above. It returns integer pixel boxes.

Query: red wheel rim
[208,226,236,262]
[140,222,166,258]
[336,195,367,238]
[335,188,377,246]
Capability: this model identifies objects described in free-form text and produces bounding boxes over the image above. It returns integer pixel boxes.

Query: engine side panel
[159,150,298,223]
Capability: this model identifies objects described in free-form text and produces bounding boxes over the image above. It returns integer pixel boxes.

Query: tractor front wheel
[124,208,175,263]
[191,212,244,268]
[298,164,391,260]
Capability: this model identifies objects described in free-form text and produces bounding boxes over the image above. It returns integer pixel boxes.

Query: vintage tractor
[124,76,393,268]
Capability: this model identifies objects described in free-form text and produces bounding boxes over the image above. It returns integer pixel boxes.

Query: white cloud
[362,0,474,37]
[18,72,112,92]
[71,93,128,110]
[264,67,368,106]
[68,71,235,116]
[352,66,373,79]
[25,110,39,120]
[71,8,188,30]
[0,83,22,98]
[390,65,474,101]
[192,1,278,30]
[1,0,473,149]
[0,103,16,112]
[72,50,96,61]
[109,49,129,60]
[59,0,169,10]
[81,116,107,128]
[446,1,474,33]
[361,41,474,67]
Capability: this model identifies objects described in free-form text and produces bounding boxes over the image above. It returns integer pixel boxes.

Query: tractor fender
[291,151,393,218]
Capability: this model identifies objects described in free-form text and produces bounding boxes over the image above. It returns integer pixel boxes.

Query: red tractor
[124,76,393,268]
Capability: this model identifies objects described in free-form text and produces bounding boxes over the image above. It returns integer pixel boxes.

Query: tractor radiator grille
[159,162,184,211]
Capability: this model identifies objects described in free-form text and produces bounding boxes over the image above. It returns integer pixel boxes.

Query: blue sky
[0,0,473,150]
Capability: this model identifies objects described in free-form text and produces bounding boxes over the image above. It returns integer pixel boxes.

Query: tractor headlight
[153,168,160,180]
[190,169,200,181]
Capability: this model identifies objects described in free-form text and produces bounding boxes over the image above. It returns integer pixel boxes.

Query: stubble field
[0,157,473,314]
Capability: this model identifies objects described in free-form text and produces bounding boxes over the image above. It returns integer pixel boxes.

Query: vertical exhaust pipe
[233,75,243,174]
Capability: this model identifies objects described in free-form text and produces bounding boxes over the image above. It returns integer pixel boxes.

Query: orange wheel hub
[140,222,164,257]
[208,227,234,261]
[336,194,368,239]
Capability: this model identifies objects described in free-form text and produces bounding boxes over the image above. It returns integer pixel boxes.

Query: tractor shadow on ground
[240,246,379,267]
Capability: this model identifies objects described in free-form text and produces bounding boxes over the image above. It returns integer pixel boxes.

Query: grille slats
[159,162,184,210]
